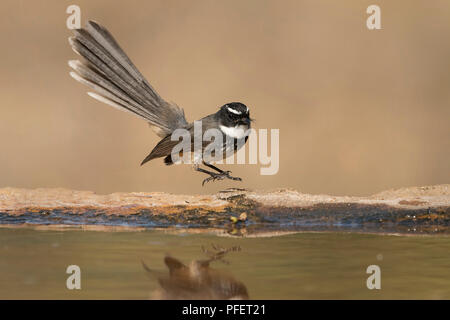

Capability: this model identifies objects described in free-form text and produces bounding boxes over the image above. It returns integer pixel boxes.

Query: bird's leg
[194,163,242,186]
[203,162,242,183]
[197,167,226,186]
[203,161,229,174]
[201,244,241,265]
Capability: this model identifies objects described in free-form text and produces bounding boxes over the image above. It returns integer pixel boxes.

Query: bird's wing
[140,119,217,165]
[68,20,188,137]
[140,133,182,165]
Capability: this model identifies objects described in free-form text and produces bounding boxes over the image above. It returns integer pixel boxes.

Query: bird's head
[218,102,251,127]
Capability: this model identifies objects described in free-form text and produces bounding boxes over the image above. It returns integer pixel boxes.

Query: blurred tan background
[0,0,449,196]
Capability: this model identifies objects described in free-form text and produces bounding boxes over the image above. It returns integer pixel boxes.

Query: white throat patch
[219,125,249,139]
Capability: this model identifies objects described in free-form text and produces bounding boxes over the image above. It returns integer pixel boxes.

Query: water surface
[0,228,449,299]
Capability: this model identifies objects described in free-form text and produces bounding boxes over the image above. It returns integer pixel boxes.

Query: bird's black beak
[240,118,251,125]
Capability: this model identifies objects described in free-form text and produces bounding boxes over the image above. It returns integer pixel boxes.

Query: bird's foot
[202,171,242,186]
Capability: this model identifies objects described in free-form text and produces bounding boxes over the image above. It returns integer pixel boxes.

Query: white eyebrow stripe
[227,106,242,115]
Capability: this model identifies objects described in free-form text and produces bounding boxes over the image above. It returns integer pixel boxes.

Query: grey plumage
[140,113,220,165]
[68,20,251,185]
[68,20,188,138]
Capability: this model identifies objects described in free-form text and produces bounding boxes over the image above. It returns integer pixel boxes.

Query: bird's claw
[202,171,242,186]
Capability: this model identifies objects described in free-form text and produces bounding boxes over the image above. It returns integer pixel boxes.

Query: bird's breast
[219,125,250,139]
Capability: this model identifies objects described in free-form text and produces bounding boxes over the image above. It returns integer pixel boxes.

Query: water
[0,228,449,299]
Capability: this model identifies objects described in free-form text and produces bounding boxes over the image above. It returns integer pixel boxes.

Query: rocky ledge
[0,185,448,236]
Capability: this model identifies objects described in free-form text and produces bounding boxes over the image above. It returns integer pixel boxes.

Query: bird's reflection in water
[142,244,249,300]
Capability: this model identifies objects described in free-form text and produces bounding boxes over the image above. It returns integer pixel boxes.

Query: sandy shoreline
[0,185,448,235]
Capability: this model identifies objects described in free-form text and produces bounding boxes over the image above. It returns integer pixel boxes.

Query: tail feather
[68,20,188,137]
[69,34,155,119]
[69,60,150,120]
[85,21,162,103]
[71,29,158,108]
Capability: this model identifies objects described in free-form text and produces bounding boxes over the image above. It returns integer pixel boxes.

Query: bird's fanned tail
[68,20,188,137]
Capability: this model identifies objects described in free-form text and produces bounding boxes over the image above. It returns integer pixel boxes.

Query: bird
[141,245,249,300]
[68,20,252,186]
